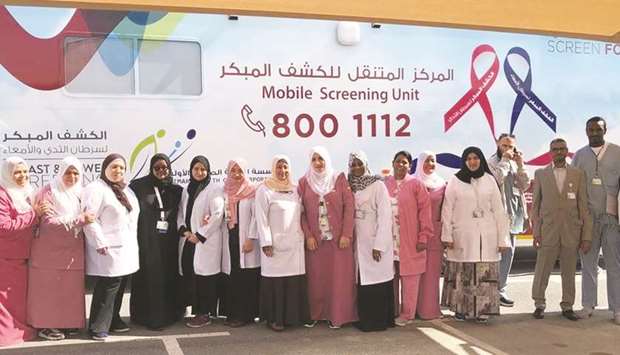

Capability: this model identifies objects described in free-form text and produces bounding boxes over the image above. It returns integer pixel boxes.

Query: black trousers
[88,276,127,333]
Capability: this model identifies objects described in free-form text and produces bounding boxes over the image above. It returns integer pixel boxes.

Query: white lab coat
[255,184,305,277]
[82,179,140,277]
[177,184,225,277]
[221,198,261,274]
[441,174,510,263]
[353,180,394,285]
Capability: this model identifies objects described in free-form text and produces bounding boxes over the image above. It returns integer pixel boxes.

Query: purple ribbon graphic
[503,47,557,134]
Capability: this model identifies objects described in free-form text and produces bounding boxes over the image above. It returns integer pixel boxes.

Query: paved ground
[2,247,618,355]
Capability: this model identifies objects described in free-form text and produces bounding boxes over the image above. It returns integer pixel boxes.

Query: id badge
[567,192,576,200]
[354,209,366,220]
[156,220,169,233]
[592,177,603,186]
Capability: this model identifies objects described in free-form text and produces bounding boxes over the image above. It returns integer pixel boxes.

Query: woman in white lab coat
[348,151,395,332]
[440,147,510,323]
[177,156,225,328]
[221,158,260,327]
[82,153,140,341]
[255,155,309,331]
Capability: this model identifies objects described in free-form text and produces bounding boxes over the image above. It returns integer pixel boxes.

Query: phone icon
[241,104,266,137]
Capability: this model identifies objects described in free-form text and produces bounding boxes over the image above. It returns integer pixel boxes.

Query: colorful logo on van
[0,7,182,90]
[129,128,197,179]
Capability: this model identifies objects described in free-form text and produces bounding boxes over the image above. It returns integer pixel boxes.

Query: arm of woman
[414,181,433,248]
[254,187,273,257]
[81,184,107,249]
[195,188,225,242]
[298,179,318,251]
[0,193,36,237]
[339,173,355,247]
[440,179,456,248]
[374,182,392,253]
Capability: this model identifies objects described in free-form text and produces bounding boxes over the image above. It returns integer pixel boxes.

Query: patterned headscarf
[347,151,382,192]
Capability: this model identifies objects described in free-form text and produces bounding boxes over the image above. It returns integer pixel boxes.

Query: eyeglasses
[153,166,169,172]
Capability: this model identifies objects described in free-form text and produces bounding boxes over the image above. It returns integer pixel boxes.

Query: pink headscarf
[224,158,256,228]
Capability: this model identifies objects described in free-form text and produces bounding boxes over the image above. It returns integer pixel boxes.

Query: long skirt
[354,279,395,332]
[416,248,443,320]
[27,267,85,329]
[226,225,260,323]
[441,261,500,318]
[0,259,35,346]
[260,275,310,327]
[306,239,357,326]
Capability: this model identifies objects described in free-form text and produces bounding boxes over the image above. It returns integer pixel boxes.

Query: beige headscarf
[264,155,295,192]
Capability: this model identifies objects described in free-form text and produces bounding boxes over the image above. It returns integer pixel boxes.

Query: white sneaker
[577,306,594,319]
[394,317,413,326]
[614,313,620,325]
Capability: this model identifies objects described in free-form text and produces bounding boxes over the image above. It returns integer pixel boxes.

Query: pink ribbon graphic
[444,44,499,137]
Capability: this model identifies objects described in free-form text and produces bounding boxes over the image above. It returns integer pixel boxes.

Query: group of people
[1,116,619,347]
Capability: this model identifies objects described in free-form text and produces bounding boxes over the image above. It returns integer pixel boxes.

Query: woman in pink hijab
[413,151,446,320]
[222,158,260,327]
[298,146,356,329]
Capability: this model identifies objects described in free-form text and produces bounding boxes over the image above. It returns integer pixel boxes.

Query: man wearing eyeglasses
[530,138,592,321]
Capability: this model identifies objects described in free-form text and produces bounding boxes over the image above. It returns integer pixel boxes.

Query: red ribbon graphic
[444,44,499,137]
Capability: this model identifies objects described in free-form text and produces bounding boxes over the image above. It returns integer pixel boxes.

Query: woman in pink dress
[28,157,95,340]
[298,146,357,329]
[384,150,433,326]
[0,157,42,347]
[413,151,446,320]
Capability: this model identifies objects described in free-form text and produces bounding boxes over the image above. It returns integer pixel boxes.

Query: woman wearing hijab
[384,150,433,326]
[0,157,42,346]
[298,146,356,329]
[222,158,260,327]
[413,151,447,320]
[348,151,395,332]
[28,157,94,340]
[129,154,183,330]
[82,153,140,341]
[177,156,225,328]
[256,155,309,331]
[441,147,510,323]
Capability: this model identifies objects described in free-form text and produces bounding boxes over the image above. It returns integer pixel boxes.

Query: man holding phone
[488,133,531,307]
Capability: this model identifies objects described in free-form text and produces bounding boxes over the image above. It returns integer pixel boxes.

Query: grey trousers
[531,243,578,311]
[88,276,127,333]
[499,233,516,297]
[580,214,620,314]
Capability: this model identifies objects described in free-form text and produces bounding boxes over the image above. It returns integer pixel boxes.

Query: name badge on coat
[567,192,576,200]
[156,220,169,233]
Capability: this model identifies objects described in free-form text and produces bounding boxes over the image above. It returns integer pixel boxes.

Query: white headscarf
[50,156,83,221]
[413,151,446,189]
[304,146,338,197]
[0,156,34,213]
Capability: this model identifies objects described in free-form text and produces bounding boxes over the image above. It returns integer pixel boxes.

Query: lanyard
[592,143,608,177]
[153,187,166,221]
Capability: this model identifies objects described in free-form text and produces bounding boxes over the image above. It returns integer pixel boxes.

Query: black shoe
[533,308,544,319]
[562,310,579,321]
[110,319,130,333]
[500,296,514,307]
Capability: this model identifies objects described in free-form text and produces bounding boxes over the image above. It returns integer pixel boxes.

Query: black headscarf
[455,146,491,184]
[185,155,211,229]
[149,153,173,188]
[101,153,132,212]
